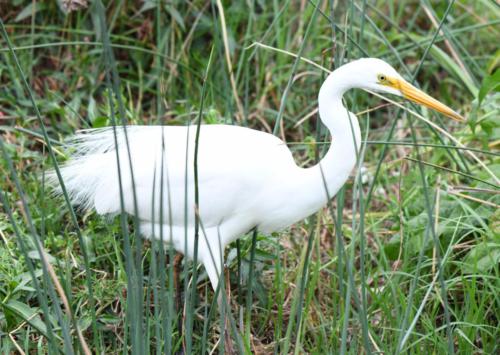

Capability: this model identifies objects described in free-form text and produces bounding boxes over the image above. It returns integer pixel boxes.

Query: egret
[48,57,462,307]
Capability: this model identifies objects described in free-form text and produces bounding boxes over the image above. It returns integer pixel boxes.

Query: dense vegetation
[0,0,498,353]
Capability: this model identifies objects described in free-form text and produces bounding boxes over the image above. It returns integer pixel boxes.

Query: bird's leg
[218,271,235,355]
[173,253,184,334]
[223,269,235,355]
[202,248,235,354]
[225,268,232,308]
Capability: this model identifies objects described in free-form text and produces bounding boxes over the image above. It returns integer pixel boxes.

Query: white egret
[48,58,463,301]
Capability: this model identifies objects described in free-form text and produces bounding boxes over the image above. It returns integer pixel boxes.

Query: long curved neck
[295,66,361,216]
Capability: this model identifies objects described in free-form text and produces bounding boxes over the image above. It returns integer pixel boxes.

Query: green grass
[1,0,499,353]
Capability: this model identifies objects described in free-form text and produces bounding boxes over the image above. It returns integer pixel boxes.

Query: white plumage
[48,58,462,293]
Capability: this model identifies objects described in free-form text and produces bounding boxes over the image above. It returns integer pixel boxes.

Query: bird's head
[352,58,464,122]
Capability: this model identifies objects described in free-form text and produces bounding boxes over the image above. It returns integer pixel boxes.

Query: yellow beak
[386,77,464,122]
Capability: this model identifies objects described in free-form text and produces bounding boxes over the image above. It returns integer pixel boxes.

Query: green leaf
[87,96,98,123]
[14,3,45,22]
[428,44,478,97]
[92,116,108,128]
[486,48,500,74]
[27,250,56,263]
[2,300,48,337]
[463,242,500,273]
[165,5,186,31]
[478,69,500,105]
[13,269,44,294]
[384,233,403,259]
[138,0,156,13]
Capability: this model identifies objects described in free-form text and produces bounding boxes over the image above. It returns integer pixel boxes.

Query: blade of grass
[186,45,215,354]
[272,2,319,136]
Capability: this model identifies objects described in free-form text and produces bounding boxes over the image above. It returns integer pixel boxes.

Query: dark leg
[223,270,235,354]
[173,253,184,338]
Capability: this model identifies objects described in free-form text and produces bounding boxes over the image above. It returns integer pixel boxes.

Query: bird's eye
[377,74,387,82]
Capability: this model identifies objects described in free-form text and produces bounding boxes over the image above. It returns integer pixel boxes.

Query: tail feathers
[46,127,136,214]
[47,126,160,215]
[65,127,134,155]
[46,154,112,212]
